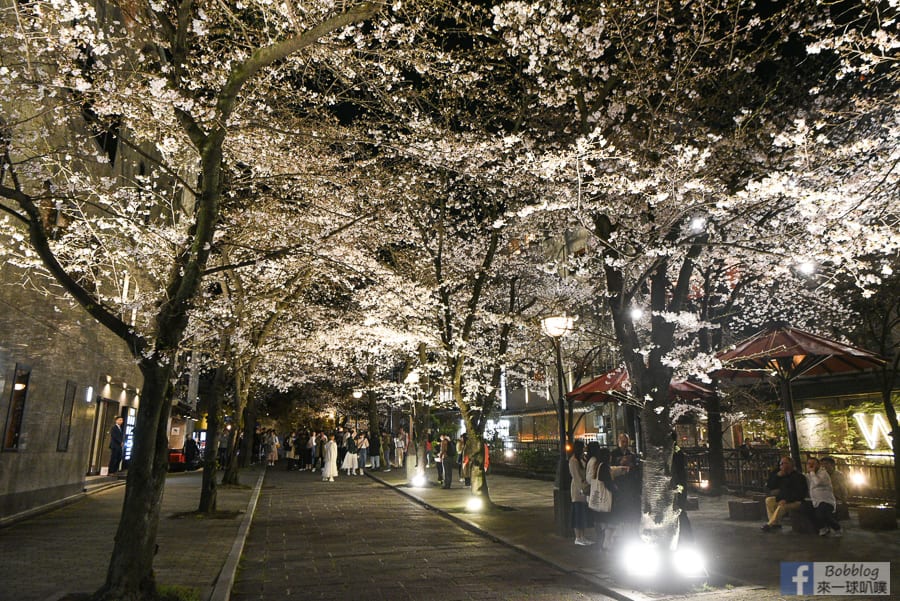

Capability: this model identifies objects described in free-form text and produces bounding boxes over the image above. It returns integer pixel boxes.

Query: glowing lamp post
[352,389,364,430]
[541,314,575,537]
[403,370,421,484]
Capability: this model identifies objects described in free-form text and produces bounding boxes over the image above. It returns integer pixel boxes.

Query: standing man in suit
[108,416,125,475]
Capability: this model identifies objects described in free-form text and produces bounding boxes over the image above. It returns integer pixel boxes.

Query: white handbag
[588,473,613,512]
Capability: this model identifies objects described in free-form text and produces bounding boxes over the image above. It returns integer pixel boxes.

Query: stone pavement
[231,468,616,601]
[0,468,261,601]
[0,461,896,601]
[366,464,899,601]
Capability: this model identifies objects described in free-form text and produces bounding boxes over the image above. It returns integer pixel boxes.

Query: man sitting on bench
[761,456,808,532]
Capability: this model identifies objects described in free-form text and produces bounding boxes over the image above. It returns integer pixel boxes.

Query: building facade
[0,268,141,520]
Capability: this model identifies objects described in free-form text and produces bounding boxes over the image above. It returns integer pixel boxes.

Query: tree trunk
[367,390,380,440]
[239,402,257,468]
[199,364,226,513]
[882,385,900,517]
[92,362,172,601]
[467,433,492,503]
[639,398,680,549]
[892,424,899,519]
[197,413,219,513]
[705,393,726,495]
[221,427,241,485]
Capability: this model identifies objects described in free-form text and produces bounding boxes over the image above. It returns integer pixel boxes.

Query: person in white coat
[322,433,339,482]
[806,457,842,536]
[568,440,593,546]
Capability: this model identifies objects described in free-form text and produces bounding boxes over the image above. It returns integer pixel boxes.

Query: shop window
[57,380,77,452]
[3,365,31,450]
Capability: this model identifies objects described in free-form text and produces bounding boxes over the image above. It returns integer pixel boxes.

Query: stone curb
[208,468,266,601]
[366,472,638,601]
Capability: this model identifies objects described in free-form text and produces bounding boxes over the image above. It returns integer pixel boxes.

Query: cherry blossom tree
[353,126,561,502]
[492,0,897,550]
[1,0,385,597]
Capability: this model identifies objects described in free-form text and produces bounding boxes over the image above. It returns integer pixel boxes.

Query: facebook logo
[781,562,814,595]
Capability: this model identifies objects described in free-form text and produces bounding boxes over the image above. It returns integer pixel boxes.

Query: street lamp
[541,314,575,538]
[352,389,363,431]
[403,370,421,483]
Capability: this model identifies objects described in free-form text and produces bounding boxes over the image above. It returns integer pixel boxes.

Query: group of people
[253,426,419,481]
[249,423,503,492]
[434,432,490,488]
[760,454,847,536]
[568,433,643,548]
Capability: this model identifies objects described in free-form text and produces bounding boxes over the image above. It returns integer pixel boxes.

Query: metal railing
[490,440,560,475]
[683,448,896,503]
[489,441,896,503]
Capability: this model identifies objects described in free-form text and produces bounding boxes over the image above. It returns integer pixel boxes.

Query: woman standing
[341,430,359,476]
[265,429,280,467]
[369,430,381,471]
[304,431,316,471]
[357,432,369,475]
[568,440,593,546]
[322,433,338,482]
[381,431,393,472]
[586,444,615,548]
[456,434,467,483]
[315,432,326,470]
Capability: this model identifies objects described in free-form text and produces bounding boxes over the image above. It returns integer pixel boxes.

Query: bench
[789,508,818,534]
[857,506,898,530]
[728,500,763,520]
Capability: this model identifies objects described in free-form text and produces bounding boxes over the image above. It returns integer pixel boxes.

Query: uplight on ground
[466,496,484,511]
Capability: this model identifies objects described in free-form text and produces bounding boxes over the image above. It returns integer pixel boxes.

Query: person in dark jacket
[761,456,809,531]
[669,432,693,544]
[614,452,641,539]
[108,416,125,475]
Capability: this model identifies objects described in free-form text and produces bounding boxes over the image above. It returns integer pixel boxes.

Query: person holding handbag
[568,440,594,546]
[586,444,615,547]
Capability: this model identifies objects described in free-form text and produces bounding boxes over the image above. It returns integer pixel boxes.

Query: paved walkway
[369,465,899,600]
[232,468,615,601]
[0,469,260,601]
[0,462,896,601]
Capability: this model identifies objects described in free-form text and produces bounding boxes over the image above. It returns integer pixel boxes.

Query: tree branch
[216,3,382,126]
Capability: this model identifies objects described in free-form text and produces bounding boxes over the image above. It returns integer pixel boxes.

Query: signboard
[781,562,890,596]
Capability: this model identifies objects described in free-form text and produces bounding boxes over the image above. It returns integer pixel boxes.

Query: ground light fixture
[621,539,707,583]
[411,474,427,487]
[672,545,707,578]
[623,540,661,578]
[466,496,484,512]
